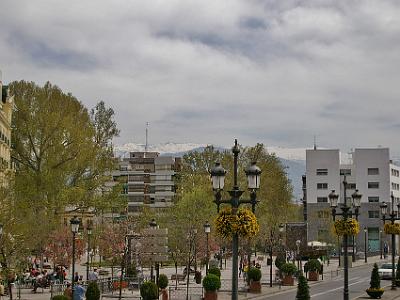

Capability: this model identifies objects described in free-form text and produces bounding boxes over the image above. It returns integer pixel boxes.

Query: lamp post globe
[352,190,362,208]
[245,162,261,190]
[380,202,388,216]
[210,162,226,191]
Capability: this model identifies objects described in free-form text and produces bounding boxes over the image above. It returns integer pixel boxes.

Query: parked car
[378,263,395,279]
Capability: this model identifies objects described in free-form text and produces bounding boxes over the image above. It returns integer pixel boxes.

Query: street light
[296,240,301,271]
[380,193,400,290]
[364,227,368,263]
[210,139,261,300]
[70,216,80,299]
[328,176,362,300]
[380,229,383,259]
[86,221,93,281]
[149,219,157,283]
[204,222,211,274]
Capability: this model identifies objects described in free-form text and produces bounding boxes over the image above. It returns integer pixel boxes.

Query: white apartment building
[112,151,181,213]
[306,148,400,254]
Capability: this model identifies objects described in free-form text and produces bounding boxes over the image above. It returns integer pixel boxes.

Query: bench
[170,274,186,282]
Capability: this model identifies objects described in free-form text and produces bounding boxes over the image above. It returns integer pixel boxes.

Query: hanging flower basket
[384,223,400,235]
[215,208,259,239]
[333,218,359,236]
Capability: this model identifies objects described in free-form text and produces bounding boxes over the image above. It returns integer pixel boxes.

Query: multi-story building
[0,70,14,185]
[112,151,181,213]
[305,147,400,254]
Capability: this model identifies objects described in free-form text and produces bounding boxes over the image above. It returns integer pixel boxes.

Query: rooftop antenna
[313,135,317,150]
[145,122,149,157]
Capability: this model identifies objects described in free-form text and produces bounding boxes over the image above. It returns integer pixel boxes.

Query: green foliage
[281,263,298,276]
[52,296,69,300]
[158,274,168,289]
[248,267,262,281]
[140,281,158,300]
[275,255,286,270]
[9,81,120,257]
[369,263,381,289]
[85,281,101,300]
[296,274,310,300]
[208,267,221,278]
[307,259,321,272]
[209,259,219,269]
[202,274,221,292]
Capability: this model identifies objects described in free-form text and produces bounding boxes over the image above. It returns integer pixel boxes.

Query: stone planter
[366,288,384,299]
[249,280,261,293]
[204,290,218,300]
[282,275,294,286]
[308,271,319,281]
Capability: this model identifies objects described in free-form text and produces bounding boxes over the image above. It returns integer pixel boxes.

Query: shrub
[140,281,158,300]
[307,259,321,272]
[281,263,298,276]
[52,296,69,300]
[275,254,286,270]
[208,267,221,278]
[247,267,262,281]
[202,274,221,292]
[369,263,381,290]
[158,274,168,289]
[85,281,100,300]
[296,274,310,300]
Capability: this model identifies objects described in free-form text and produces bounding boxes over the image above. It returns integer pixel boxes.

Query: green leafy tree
[85,281,101,300]
[9,81,120,254]
[296,274,310,300]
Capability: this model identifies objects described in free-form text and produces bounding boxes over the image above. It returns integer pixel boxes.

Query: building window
[368,196,380,203]
[347,183,356,190]
[368,211,380,218]
[391,183,400,191]
[391,169,400,177]
[368,182,379,189]
[340,169,351,176]
[368,168,379,175]
[317,183,328,190]
[316,169,328,176]
[317,197,328,203]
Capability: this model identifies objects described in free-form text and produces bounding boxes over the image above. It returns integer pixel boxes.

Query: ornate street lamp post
[296,240,301,271]
[149,218,157,283]
[210,139,261,300]
[70,216,80,299]
[328,176,362,300]
[380,193,400,290]
[364,227,368,263]
[380,229,383,259]
[86,222,93,281]
[204,222,211,274]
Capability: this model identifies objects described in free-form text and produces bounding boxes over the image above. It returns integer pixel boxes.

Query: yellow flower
[333,218,359,236]
[215,208,259,239]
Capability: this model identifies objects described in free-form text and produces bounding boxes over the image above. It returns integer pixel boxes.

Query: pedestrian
[74,272,79,283]
[63,283,72,300]
[88,268,98,281]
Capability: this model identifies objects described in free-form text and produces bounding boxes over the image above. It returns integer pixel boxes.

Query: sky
[1,1,400,156]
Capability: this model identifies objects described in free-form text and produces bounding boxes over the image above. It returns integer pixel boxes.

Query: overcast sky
[1,1,400,156]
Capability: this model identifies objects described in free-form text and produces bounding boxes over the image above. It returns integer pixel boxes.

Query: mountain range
[114,142,307,200]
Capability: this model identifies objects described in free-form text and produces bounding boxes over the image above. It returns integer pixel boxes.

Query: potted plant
[366,263,384,299]
[247,267,262,293]
[296,274,310,300]
[281,263,298,286]
[307,259,321,281]
[140,281,159,300]
[85,281,100,300]
[158,274,169,300]
[396,257,400,287]
[202,274,221,300]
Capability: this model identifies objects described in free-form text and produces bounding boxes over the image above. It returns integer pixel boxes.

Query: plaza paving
[8,254,400,299]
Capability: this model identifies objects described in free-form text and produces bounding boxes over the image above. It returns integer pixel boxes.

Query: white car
[378,263,395,279]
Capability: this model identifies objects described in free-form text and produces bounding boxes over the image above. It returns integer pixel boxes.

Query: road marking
[311,279,367,298]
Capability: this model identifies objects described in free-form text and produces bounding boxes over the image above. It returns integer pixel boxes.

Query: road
[254,264,391,300]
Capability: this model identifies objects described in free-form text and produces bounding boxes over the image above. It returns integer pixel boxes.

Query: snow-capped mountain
[114,142,307,200]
